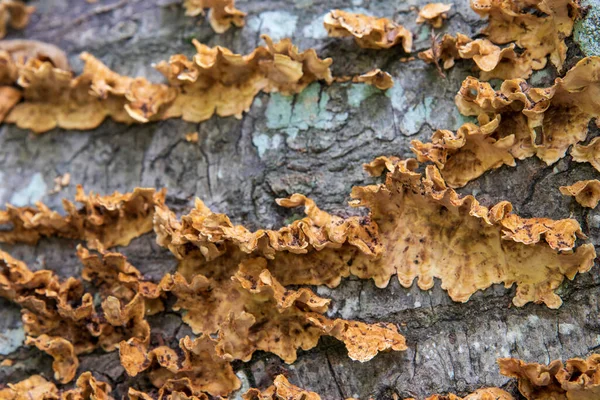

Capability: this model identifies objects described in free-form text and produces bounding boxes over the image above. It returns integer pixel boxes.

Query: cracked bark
[0,0,599,399]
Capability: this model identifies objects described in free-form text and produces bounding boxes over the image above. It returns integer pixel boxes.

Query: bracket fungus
[560,180,600,208]
[471,0,579,71]
[243,375,321,400]
[0,249,159,383]
[572,137,600,173]
[154,160,594,309]
[413,56,600,187]
[153,257,405,364]
[0,0,34,39]
[323,10,413,52]
[352,69,394,90]
[120,335,241,398]
[182,0,246,33]
[418,33,533,80]
[498,355,600,399]
[416,3,452,28]
[0,186,166,250]
[0,372,112,400]
[156,35,332,123]
[4,52,176,133]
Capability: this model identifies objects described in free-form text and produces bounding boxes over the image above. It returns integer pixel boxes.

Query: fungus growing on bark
[560,180,600,208]
[352,69,394,90]
[182,0,246,33]
[0,186,166,250]
[323,10,413,52]
[418,33,533,80]
[154,161,594,309]
[571,137,600,173]
[0,249,158,383]
[418,388,514,400]
[157,35,332,123]
[4,53,176,133]
[0,372,113,400]
[498,355,600,399]
[0,0,34,39]
[120,335,241,398]
[0,375,59,400]
[153,257,405,364]
[416,3,452,28]
[242,375,321,400]
[471,0,579,71]
[413,56,600,187]
[0,40,69,70]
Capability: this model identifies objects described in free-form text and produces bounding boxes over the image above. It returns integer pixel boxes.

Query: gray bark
[1,0,599,399]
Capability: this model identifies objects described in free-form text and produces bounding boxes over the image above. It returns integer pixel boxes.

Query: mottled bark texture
[1,0,600,399]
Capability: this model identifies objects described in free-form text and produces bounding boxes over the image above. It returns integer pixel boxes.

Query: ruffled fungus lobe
[0,39,69,70]
[154,257,405,364]
[471,0,579,71]
[498,355,600,399]
[425,388,514,400]
[416,56,600,186]
[0,186,166,250]
[352,69,394,90]
[0,249,157,383]
[154,192,382,288]
[156,160,595,309]
[560,180,600,208]
[572,137,600,173]
[0,375,59,400]
[416,3,452,28]
[157,35,332,123]
[323,10,413,51]
[243,375,321,400]
[411,115,517,187]
[25,335,79,384]
[0,0,34,39]
[418,33,533,80]
[120,335,240,398]
[0,86,20,122]
[4,52,176,133]
[183,0,246,33]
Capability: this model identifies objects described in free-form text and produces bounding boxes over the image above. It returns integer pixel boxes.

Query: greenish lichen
[347,83,380,107]
[574,0,600,56]
[0,326,25,355]
[9,172,47,206]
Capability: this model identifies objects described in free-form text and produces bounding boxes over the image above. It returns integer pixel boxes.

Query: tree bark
[1,0,599,399]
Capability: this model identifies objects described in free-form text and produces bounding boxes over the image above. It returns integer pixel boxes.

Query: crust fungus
[418,33,533,80]
[4,52,176,133]
[560,180,600,208]
[352,69,394,90]
[323,10,413,52]
[0,375,59,400]
[0,40,69,70]
[0,0,34,39]
[120,335,240,398]
[153,257,405,365]
[413,56,600,187]
[154,160,594,309]
[0,249,158,383]
[0,372,113,400]
[157,35,332,123]
[182,0,246,33]
[572,137,600,173]
[242,375,321,400]
[471,0,579,71]
[416,3,452,28]
[0,186,166,250]
[498,355,600,399]
[423,388,515,400]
